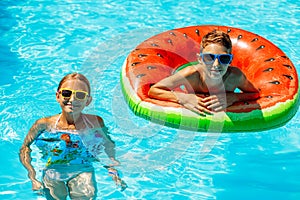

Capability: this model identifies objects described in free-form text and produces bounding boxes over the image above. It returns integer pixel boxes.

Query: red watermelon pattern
[122,25,299,131]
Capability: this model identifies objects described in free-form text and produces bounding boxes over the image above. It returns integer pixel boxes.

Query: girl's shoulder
[25,115,59,142]
[34,114,60,131]
[83,114,105,128]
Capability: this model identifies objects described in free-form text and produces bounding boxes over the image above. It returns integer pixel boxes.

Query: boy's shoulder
[228,66,244,79]
[229,66,243,75]
[176,65,201,80]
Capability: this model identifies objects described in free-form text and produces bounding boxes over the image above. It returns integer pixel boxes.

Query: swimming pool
[1,0,299,199]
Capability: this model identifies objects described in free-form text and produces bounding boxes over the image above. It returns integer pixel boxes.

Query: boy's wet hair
[57,73,91,95]
[200,30,232,53]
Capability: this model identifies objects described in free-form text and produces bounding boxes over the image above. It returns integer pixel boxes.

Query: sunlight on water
[1,0,299,199]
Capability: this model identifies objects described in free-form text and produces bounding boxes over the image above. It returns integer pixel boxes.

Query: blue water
[1,0,300,199]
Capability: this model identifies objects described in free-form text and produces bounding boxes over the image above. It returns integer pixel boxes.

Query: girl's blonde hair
[57,73,91,95]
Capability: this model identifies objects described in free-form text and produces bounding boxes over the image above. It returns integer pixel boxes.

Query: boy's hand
[176,93,213,116]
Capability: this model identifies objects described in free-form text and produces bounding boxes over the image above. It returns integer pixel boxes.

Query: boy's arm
[233,71,260,102]
[237,70,259,93]
[205,69,260,111]
[148,74,184,103]
[148,66,197,103]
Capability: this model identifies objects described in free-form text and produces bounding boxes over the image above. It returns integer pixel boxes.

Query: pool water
[1,0,300,199]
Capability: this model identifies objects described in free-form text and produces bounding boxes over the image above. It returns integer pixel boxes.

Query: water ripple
[0,0,300,199]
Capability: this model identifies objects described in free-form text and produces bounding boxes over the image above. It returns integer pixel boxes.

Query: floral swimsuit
[34,114,105,180]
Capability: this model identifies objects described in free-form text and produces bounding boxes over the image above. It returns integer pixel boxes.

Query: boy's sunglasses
[199,53,233,65]
[59,88,89,101]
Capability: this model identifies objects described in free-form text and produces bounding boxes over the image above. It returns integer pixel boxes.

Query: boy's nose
[212,57,220,66]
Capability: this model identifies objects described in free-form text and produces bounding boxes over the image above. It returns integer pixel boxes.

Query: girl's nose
[69,93,75,101]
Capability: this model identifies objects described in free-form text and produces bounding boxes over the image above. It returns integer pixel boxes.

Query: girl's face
[56,79,91,115]
[199,43,231,79]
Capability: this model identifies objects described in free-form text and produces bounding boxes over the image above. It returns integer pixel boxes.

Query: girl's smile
[56,79,91,115]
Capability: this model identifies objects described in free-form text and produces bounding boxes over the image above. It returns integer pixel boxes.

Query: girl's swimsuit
[34,114,105,181]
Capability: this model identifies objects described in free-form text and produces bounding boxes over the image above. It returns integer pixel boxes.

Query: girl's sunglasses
[199,53,233,65]
[59,88,89,101]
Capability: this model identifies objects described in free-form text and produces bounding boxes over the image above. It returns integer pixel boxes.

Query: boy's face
[56,79,91,115]
[200,43,231,79]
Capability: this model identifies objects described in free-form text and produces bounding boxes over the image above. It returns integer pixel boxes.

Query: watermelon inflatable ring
[121,25,299,132]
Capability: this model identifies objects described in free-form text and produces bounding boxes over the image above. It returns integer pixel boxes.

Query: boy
[148,30,259,116]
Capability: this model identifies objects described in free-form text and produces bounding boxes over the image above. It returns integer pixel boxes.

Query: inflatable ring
[121,25,299,132]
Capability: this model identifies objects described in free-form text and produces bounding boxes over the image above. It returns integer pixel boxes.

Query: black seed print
[136,74,146,78]
[131,62,141,66]
[264,58,275,62]
[169,32,176,36]
[256,45,265,50]
[147,66,156,70]
[138,54,147,58]
[283,64,292,69]
[270,81,280,85]
[283,74,293,80]
[263,68,273,72]
[157,53,163,58]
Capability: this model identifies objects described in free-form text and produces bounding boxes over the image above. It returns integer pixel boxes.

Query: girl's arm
[95,116,126,189]
[19,118,47,190]
[93,116,118,165]
[102,127,118,165]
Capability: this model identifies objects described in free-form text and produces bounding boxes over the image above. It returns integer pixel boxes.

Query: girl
[19,73,126,200]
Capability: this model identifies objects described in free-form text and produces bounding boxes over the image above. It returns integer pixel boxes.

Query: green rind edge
[121,61,299,132]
